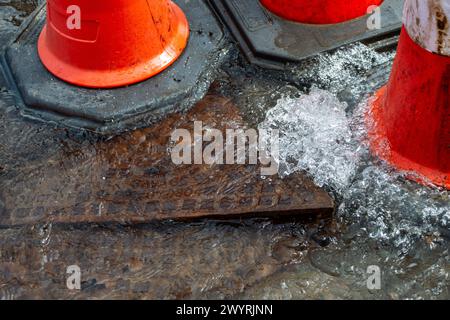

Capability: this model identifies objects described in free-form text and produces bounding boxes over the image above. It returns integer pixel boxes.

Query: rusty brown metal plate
[0,94,334,227]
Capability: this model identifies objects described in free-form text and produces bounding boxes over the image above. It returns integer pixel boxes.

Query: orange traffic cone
[368,0,449,189]
[38,0,189,88]
[260,0,384,24]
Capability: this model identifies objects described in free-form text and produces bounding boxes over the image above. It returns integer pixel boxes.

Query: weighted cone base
[210,0,403,69]
[1,0,225,134]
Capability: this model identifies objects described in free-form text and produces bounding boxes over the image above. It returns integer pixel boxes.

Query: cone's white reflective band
[403,0,450,56]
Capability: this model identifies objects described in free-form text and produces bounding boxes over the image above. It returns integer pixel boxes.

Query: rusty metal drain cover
[209,0,403,69]
[0,94,334,227]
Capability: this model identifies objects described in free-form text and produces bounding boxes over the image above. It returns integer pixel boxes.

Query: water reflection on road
[0,0,448,300]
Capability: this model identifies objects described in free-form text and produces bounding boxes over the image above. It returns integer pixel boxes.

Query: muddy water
[0,1,449,300]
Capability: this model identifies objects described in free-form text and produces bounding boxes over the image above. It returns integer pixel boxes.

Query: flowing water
[0,1,448,300]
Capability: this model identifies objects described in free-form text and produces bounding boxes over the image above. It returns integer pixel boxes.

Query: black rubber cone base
[0,0,225,134]
[210,0,403,69]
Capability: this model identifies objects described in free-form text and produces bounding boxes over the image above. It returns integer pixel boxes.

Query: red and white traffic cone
[259,0,384,24]
[368,0,449,189]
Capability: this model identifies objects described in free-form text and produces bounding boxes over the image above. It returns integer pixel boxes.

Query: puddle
[254,45,449,299]
[0,2,448,300]
[0,93,333,227]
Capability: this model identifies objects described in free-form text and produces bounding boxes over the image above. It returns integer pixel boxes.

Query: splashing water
[289,43,395,96]
[260,78,449,254]
[259,87,362,192]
